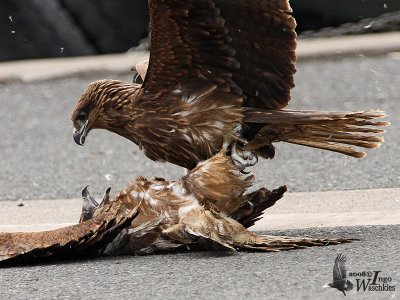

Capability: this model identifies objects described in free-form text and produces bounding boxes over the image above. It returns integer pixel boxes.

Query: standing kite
[71,0,388,169]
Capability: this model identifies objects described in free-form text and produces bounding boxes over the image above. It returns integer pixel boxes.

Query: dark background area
[0,0,149,61]
[0,0,399,62]
[292,0,400,32]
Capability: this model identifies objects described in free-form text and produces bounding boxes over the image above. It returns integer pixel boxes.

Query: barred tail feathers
[243,109,389,158]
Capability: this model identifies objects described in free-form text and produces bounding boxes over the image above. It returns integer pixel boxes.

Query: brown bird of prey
[71,0,388,170]
[0,147,351,265]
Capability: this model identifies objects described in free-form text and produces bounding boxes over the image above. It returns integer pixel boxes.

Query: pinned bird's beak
[79,185,99,222]
[73,120,89,146]
[82,185,99,207]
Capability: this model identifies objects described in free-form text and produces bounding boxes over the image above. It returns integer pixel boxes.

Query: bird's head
[79,185,112,223]
[71,79,141,146]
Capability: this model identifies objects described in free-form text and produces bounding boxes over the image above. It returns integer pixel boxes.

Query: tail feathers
[232,185,287,228]
[244,109,389,158]
[236,235,355,252]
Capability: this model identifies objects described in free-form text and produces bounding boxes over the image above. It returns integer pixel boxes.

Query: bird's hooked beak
[82,185,99,208]
[79,186,112,222]
[73,120,89,146]
[80,185,99,222]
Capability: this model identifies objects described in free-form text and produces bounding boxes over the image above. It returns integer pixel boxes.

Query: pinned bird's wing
[232,185,287,228]
[333,254,348,282]
[0,197,140,266]
[142,0,296,109]
[104,214,183,255]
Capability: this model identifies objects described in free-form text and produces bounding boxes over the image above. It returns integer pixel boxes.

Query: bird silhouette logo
[324,254,354,296]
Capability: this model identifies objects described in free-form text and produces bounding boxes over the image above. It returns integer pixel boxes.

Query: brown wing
[143,0,296,109]
[231,185,287,228]
[214,0,297,109]
[0,197,139,266]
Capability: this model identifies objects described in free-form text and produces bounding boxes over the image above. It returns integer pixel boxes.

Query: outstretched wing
[333,254,348,282]
[0,197,140,266]
[143,0,296,109]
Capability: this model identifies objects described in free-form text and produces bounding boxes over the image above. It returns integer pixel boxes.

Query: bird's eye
[76,111,88,121]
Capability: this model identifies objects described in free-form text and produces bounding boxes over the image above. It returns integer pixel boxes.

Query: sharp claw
[101,187,112,206]
[230,142,258,169]
[253,153,259,165]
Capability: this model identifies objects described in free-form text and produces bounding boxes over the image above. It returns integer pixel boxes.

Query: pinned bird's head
[71,79,142,146]
[79,185,112,223]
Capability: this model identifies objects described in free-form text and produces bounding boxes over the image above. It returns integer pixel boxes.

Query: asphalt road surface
[1,226,399,300]
[0,54,398,201]
[0,54,399,300]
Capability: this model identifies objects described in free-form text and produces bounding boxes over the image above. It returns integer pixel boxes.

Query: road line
[1,32,399,83]
[0,188,398,232]
[251,211,400,231]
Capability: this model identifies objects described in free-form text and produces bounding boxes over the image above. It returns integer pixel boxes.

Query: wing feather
[0,200,140,266]
[144,0,240,95]
[333,254,348,281]
[213,0,296,109]
[144,0,296,109]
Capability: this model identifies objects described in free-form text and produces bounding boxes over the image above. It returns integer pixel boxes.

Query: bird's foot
[230,142,258,170]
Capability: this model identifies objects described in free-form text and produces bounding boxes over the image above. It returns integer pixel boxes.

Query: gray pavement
[0,225,399,300]
[0,52,399,300]
[0,54,398,201]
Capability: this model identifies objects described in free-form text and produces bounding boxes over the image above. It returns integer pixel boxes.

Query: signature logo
[323,254,353,296]
[324,254,395,296]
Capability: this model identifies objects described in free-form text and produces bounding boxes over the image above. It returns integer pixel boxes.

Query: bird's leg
[230,142,258,170]
[79,185,100,223]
